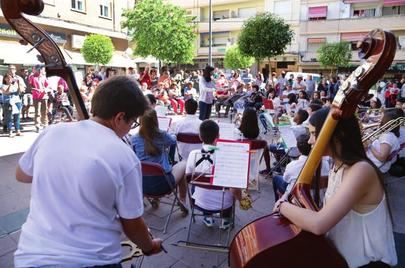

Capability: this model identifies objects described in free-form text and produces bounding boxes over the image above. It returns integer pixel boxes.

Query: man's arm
[16,164,33,183]
[120,217,161,254]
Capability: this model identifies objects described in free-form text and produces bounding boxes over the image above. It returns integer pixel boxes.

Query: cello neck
[296,113,337,185]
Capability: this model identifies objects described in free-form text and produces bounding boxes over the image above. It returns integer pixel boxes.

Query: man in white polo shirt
[14,76,162,267]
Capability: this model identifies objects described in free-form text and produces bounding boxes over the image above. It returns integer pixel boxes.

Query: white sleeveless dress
[324,165,397,268]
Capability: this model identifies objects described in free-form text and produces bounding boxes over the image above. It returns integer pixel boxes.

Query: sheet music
[218,122,239,140]
[212,141,250,189]
[278,126,297,148]
[158,116,172,132]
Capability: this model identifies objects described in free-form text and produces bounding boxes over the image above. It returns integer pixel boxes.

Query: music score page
[212,140,250,189]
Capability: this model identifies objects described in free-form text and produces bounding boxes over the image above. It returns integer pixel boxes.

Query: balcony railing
[300,49,405,64]
[300,15,405,35]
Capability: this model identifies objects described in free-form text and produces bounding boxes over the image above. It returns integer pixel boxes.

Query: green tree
[238,13,294,73]
[317,42,352,75]
[122,0,196,64]
[81,34,114,66]
[224,45,255,70]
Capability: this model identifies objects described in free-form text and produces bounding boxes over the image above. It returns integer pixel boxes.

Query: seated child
[132,109,188,213]
[272,134,330,201]
[186,120,249,230]
[53,85,73,121]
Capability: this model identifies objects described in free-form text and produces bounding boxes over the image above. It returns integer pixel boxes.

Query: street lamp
[208,0,212,66]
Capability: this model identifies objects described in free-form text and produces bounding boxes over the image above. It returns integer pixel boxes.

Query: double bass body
[229,184,348,268]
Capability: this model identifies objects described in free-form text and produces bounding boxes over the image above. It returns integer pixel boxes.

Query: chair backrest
[176,133,203,161]
[186,173,224,191]
[176,133,202,144]
[262,97,274,110]
[141,161,166,177]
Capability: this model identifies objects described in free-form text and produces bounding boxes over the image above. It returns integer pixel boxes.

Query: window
[308,6,327,20]
[352,8,376,17]
[213,10,229,20]
[71,0,85,12]
[100,3,110,18]
[382,5,405,15]
[274,0,291,20]
[200,32,229,47]
[238,7,257,18]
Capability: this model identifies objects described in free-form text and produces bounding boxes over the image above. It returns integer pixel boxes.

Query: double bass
[1,0,89,121]
[229,29,396,268]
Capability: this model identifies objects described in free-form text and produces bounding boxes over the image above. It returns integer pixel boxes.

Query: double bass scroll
[1,0,89,120]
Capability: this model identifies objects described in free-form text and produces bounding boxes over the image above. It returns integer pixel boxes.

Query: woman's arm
[279,161,377,235]
[370,143,392,162]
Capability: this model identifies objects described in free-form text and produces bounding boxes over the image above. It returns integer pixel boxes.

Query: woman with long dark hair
[274,107,397,267]
[198,66,216,120]
[237,108,271,177]
[132,109,188,211]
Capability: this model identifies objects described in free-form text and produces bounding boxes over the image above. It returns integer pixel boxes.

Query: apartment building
[167,0,301,74]
[299,0,405,77]
[0,0,135,76]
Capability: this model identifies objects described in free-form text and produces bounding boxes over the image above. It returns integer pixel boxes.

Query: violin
[229,29,397,268]
[1,0,89,120]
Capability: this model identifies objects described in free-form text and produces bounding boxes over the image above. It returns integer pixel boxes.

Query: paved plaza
[0,118,404,268]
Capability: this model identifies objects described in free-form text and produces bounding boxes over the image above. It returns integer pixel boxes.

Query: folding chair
[238,139,267,191]
[141,161,183,234]
[176,133,202,162]
[174,173,235,253]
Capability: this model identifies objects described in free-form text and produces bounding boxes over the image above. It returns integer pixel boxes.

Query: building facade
[299,0,405,78]
[0,0,135,79]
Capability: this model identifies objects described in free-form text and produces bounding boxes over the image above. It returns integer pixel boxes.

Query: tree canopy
[238,13,294,61]
[224,45,255,70]
[317,42,352,74]
[122,0,196,64]
[81,34,114,65]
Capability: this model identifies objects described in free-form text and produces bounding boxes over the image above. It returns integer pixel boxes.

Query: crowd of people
[5,62,405,267]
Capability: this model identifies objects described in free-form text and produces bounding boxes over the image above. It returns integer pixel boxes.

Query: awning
[133,56,159,64]
[108,52,134,68]
[383,0,405,6]
[307,38,326,44]
[0,41,133,67]
[343,0,379,3]
[341,32,368,42]
[308,6,328,19]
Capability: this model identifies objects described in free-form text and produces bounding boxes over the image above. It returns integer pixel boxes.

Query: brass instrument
[362,117,405,143]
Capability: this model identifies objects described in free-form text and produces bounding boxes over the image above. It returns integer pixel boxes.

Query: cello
[229,29,397,268]
[1,0,89,121]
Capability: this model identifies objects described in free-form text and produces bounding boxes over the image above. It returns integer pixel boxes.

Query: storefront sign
[71,34,86,49]
[0,23,66,44]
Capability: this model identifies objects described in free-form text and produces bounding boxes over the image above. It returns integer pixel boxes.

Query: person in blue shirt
[132,109,188,212]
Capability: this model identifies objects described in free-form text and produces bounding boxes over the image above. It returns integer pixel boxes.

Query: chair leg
[186,206,194,243]
[163,193,177,234]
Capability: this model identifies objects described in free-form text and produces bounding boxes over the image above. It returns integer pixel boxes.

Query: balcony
[300,49,405,65]
[197,46,227,56]
[169,0,255,8]
[197,17,246,32]
[300,15,405,35]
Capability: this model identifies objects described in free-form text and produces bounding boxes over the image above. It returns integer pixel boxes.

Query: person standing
[306,75,316,99]
[31,65,50,132]
[14,76,163,267]
[2,65,25,137]
[20,68,33,121]
[198,66,216,120]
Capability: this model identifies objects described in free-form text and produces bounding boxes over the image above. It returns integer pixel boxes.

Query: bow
[1,0,89,120]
